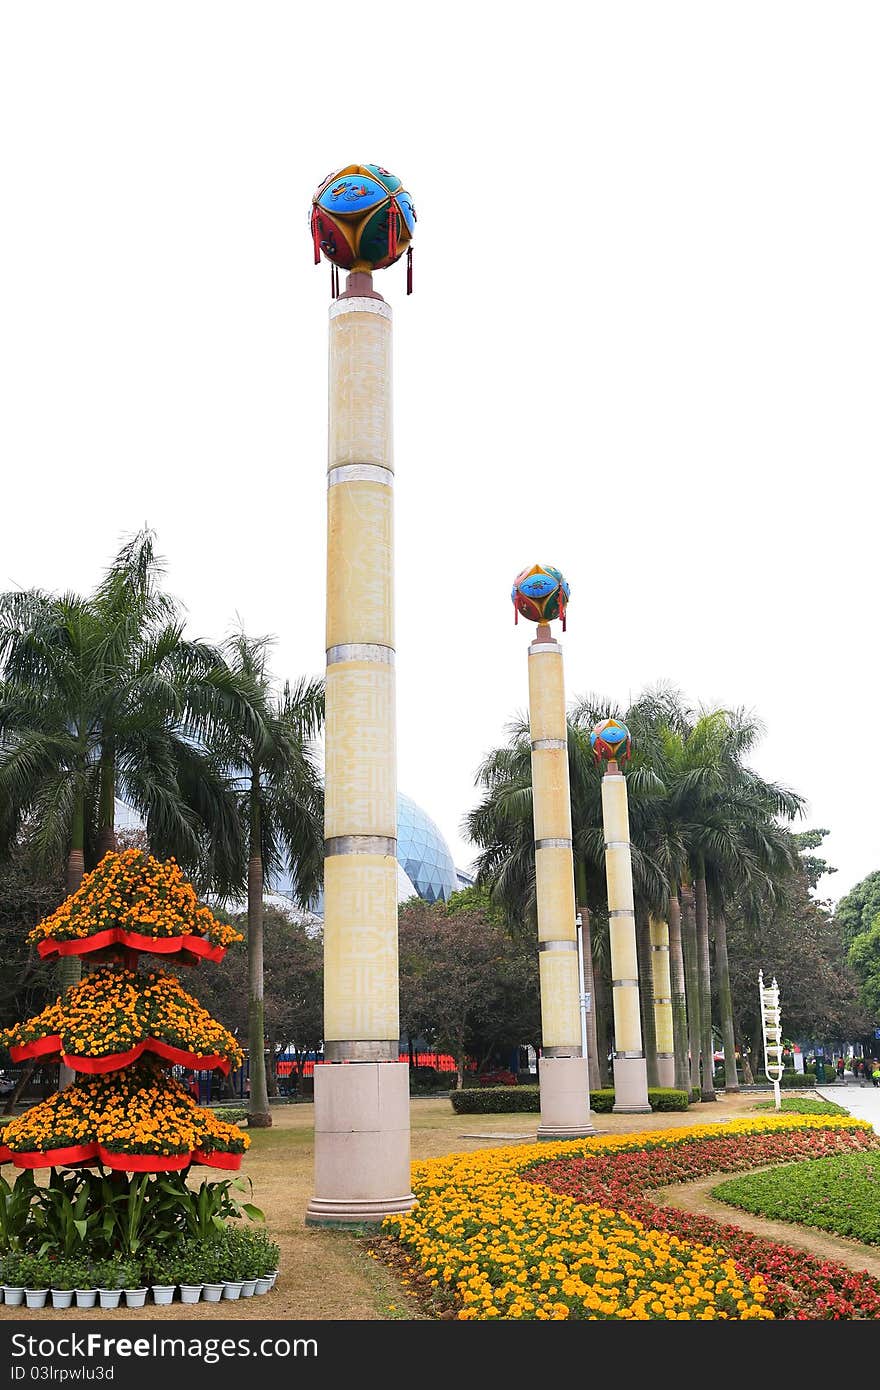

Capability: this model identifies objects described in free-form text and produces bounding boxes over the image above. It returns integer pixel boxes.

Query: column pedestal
[657,1056,675,1087]
[305,1061,415,1226]
[536,1056,597,1139]
[611,1056,652,1113]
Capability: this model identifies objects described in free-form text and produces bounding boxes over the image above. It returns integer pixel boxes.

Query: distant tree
[835,870,880,946]
[186,905,323,1097]
[726,836,871,1065]
[398,891,540,1088]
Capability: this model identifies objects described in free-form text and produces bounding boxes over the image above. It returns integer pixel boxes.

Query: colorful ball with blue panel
[511,565,570,629]
[590,718,632,765]
[310,165,416,273]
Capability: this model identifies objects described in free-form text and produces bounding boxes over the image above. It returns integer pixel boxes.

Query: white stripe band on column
[328,464,394,487]
[604,840,630,849]
[609,908,635,917]
[528,642,562,655]
[329,297,392,321]
[538,940,578,952]
[612,979,640,988]
[531,738,567,750]
[535,837,573,850]
[324,835,397,857]
[326,643,395,666]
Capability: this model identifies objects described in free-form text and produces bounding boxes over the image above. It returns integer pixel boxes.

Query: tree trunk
[680,881,701,1094]
[266,1028,278,1098]
[636,907,659,1087]
[2,1059,36,1115]
[751,1015,765,1081]
[667,890,690,1094]
[713,907,739,1092]
[593,948,611,1088]
[96,745,117,860]
[574,865,602,1090]
[247,782,272,1128]
[58,826,86,1091]
[694,873,716,1102]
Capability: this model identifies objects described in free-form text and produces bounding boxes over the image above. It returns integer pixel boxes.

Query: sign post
[759,969,784,1111]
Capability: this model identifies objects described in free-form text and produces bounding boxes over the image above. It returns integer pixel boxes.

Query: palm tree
[0,530,248,1083]
[209,631,324,1128]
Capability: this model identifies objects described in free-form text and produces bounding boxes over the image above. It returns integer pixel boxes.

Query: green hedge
[449,1085,691,1115]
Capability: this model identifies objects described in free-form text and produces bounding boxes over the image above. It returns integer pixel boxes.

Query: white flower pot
[254,1277,272,1295]
[179,1284,203,1304]
[240,1279,257,1298]
[74,1289,97,1308]
[151,1284,176,1306]
[51,1289,75,1308]
[201,1283,224,1303]
[123,1288,148,1308]
[267,1271,279,1288]
[221,1280,243,1300]
[98,1289,122,1308]
[25,1289,49,1308]
[3,1286,25,1306]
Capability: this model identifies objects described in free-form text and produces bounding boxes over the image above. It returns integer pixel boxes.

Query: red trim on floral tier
[9,1034,232,1076]
[36,927,226,964]
[0,1141,243,1172]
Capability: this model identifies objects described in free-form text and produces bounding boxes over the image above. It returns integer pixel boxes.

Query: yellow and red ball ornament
[590,718,632,766]
[511,564,570,630]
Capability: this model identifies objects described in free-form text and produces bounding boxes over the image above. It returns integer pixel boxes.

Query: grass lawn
[712,1151,880,1245]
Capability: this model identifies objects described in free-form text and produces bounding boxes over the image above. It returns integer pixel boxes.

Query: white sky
[1,3,877,904]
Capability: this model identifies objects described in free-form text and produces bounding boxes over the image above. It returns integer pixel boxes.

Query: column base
[612,1055,651,1112]
[306,1060,415,1227]
[536,1055,597,1140]
[657,1056,675,1088]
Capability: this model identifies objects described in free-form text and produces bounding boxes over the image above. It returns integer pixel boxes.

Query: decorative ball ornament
[310,164,416,293]
[590,718,632,766]
[511,564,570,630]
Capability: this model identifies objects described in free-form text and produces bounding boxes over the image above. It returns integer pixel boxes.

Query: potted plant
[198,1242,224,1303]
[1,1251,27,1307]
[48,1256,78,1309]
[94,1258,126,1309]
[20,1253,51,1308]
[119,1258,148,1309]
[71,1258,98,1309]
[143,1248,176,1305]
[250,1230,280,1295]
[170,1242,204,1304]
[217,1229,244,1301]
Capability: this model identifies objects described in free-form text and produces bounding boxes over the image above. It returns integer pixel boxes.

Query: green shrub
[18,1252,52,1289]
[212,1107,248,1125]
[410,1067,449,1092]
[449,1085,690,1115]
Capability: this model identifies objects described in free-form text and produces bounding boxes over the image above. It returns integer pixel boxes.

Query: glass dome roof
[396,792,458,904]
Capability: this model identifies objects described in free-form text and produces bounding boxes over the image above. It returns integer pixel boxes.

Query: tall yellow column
[514,565,594,1139]
[592,719,651,1113]
[306,161,417,1225]
[649,914,676,1087]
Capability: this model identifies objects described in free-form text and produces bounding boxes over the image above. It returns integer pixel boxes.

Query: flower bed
[382,1115,880,1319]
[0,1060,248,1171]
[29,849,242,962]
[2,966,243,1075]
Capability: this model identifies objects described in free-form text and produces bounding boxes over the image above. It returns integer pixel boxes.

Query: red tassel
[331,263,339,298]
[514,604,518,625]
[312,208,321,266]
[387,198,398,260]
[407,245,413,295]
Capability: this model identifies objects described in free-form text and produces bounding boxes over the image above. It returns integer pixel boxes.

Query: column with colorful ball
[306,166,416,1225]
[590,719,651,1112]
[512,565,595,1139]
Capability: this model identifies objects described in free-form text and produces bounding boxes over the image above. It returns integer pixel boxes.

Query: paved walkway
[816,1077,880,1132]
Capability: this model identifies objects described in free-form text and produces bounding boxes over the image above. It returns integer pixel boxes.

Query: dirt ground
[3,1089,877,1323]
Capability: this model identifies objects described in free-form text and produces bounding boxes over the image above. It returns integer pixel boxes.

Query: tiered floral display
[0,849,278,1309]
